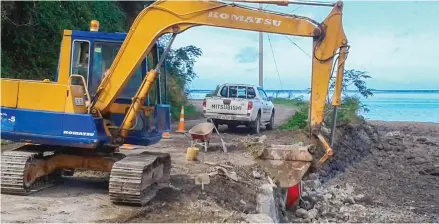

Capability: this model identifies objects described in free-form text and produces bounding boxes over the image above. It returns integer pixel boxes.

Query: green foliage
[272,98,309,131]
[1,1,202,122]
[323,69,373,126]
[329,69,374,99]
[279,109,308,131]
[324,96,367,127]
[338,96,363,122]
[157,34,203,121]
[276,67,375,130]
[1,1,127,80]
[170,104,198,121]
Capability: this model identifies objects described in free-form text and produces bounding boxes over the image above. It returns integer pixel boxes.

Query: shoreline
[367,120,439,125]
[187,99,439,125]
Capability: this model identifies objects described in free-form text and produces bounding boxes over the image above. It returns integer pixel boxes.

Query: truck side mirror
[267,96,273,101]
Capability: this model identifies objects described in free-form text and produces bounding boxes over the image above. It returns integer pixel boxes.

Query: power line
[284,36,311,58]
[290,5,304,13]
[267,34,284,90]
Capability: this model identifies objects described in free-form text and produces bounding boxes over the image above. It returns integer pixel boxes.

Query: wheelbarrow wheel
[206,140,210,151]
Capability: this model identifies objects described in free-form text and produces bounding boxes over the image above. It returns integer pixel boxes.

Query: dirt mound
[285,120,439,223]
[317,120,381,181]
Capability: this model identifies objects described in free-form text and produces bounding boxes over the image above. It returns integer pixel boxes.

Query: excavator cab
[1,21,171,148]
[0,21,173,204]
[53,28,171,146]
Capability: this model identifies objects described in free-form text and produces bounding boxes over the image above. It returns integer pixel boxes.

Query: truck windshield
[90,41,143,99]
[219,85,256,99]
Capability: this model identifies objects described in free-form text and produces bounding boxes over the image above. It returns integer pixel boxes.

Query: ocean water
[187,90,439,123]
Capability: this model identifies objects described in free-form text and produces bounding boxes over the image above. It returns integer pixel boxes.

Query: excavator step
[108,152,171,206]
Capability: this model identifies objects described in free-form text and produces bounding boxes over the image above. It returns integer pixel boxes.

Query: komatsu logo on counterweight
[208,12,282,27]
[63,130,95,137]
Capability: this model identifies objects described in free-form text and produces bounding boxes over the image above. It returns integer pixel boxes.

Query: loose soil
[0,103,297,223]
[1,100,438,223]
[285,120,439,223]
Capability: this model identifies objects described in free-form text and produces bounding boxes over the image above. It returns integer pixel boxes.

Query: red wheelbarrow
[185,122,215,152]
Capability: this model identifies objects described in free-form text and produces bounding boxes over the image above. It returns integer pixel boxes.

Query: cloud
[235,47,259,63]
[170,2,439,90]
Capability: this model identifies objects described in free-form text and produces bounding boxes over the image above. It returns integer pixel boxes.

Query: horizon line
[187,89,439,92]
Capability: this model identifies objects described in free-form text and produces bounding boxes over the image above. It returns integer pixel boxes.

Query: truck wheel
[266,110,275,130]
[251,113,261,134]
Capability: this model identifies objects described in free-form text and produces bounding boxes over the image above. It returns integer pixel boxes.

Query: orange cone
[175,105,186,133]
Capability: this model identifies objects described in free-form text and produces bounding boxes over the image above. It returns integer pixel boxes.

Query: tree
[158,34,202,85]
[1,1,126,80]
[1,2,204,120]
[156,34,203,119]
[329,69,374,99]
[323,69,374,125]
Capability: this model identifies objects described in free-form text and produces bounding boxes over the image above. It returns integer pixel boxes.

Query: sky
[170,0,439,90]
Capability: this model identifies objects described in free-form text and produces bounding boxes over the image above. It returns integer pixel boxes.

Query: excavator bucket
[246,140,313,187]
[256,145,313,187]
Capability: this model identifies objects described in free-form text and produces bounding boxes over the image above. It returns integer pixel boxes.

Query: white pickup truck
[202,83,275,134]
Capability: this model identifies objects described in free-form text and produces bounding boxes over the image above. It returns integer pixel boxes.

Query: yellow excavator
[0,0,348,205]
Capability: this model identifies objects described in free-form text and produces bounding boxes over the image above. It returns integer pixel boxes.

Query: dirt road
[0,103,297,223]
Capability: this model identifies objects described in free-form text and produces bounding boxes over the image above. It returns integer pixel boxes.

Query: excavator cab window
[70,40,90,86]
[90,41,143,99]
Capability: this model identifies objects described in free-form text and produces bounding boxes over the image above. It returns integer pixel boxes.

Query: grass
[274,96,365,131]
[279,109,308,130]
[272,98,309,131]
[324,96,366,126]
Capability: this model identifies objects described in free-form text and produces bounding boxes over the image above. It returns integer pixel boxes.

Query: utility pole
[258,3,263,88]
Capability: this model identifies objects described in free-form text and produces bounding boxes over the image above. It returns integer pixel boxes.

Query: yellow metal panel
[1,79,19,108]
[17,81,67,112]
[57,31,73,85]
[65,85,87,114]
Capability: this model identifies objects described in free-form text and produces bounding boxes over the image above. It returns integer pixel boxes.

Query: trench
[255,119,383,223]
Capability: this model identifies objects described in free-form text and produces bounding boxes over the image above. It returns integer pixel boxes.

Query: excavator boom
[92,0,348,174]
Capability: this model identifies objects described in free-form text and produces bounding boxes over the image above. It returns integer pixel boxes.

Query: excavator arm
[91,0,348,178]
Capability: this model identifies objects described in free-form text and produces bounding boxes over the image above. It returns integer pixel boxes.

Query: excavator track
[109,152,171,206]
[1,150,60,195]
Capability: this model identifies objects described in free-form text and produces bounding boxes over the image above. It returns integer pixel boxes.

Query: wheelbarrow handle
[182,132,192,140]
[208,118,221,138]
